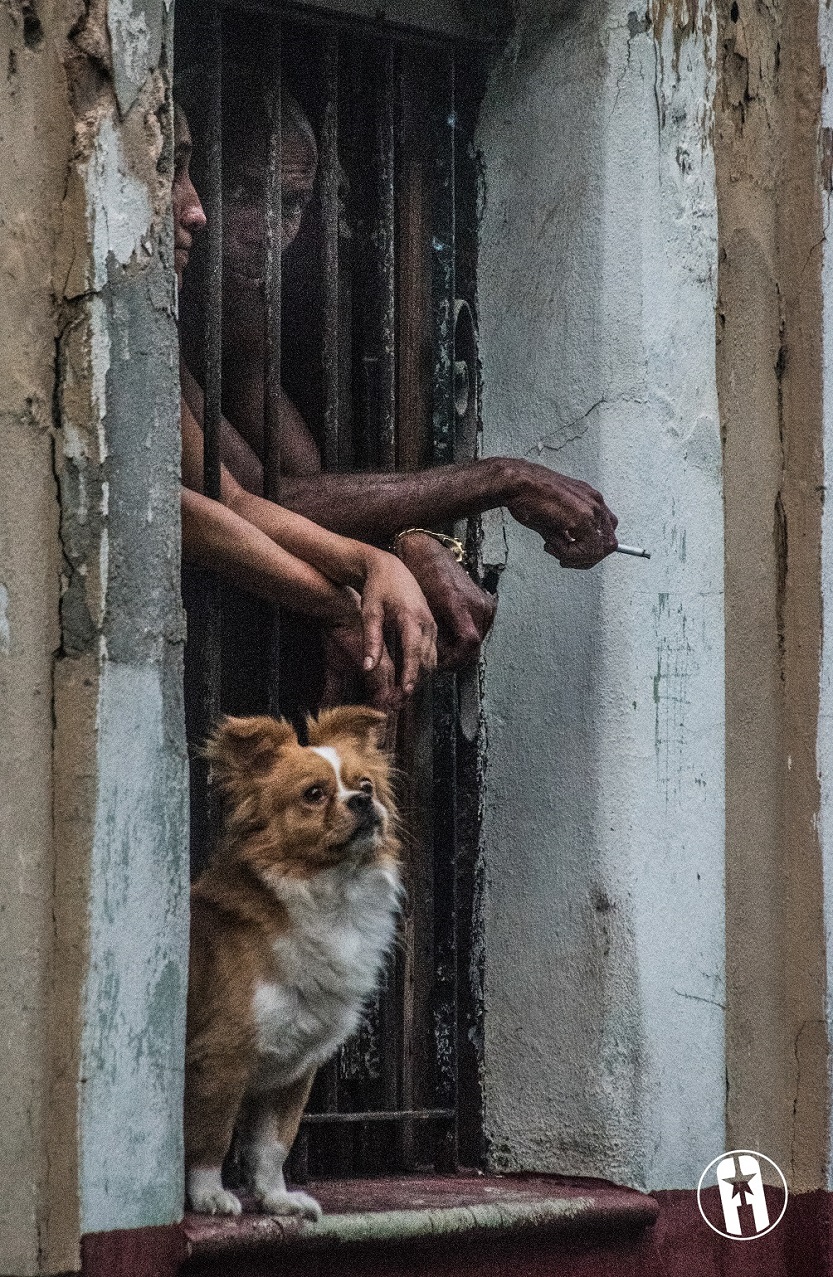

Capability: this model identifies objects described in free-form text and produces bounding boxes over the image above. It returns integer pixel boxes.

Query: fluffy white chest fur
[251,861,401,1093]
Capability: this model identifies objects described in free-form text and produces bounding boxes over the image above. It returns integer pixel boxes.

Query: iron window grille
[176,0,497,1180]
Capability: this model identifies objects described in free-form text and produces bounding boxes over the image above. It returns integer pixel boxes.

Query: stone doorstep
[181,1173,660,1260]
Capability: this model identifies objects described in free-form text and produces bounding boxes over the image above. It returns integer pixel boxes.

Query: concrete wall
[477,0,726,1190]
[0,2,188,1272]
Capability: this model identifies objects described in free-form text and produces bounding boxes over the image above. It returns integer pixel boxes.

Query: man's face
[280,129,317,252]
[172,105,207,287]
[222,125,317,303]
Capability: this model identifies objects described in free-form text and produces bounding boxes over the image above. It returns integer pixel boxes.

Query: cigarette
[615,543,651,559]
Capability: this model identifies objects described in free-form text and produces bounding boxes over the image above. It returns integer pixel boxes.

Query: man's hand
[361,550,437,695]
[395,532,496,671]
[504,460,618,568]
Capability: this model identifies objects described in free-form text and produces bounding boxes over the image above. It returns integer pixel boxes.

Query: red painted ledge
[82,1183,833,1276]
[82,1221,188,1277]
[181,1172,659,1261]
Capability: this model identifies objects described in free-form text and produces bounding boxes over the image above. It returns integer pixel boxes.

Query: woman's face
[172,105,207,287]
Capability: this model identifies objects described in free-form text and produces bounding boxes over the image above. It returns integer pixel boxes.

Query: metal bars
[371,40,401,1146]
[180,6,481,1174]
[393,63,436,1170]
[429,55,457,471]
[263,32,283,502]
[263,25,283,715]
[307,30,463,1178]
[353,41,396,473]
[189,0,225,877]
[320,33,341,472]
[303,32,340,1122]
[418,48,460,1172]
[203,4,223,503]
[301,1108,454,1125]
[372,43,396,472]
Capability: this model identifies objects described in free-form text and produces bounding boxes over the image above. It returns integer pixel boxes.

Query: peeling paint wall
[79,663,188,1233]
[477,0,725,1189]
[1,0,188,1270]
[56,0,189,1243]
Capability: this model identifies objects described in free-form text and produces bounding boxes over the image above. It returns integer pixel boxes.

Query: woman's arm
[181,488,402,709]
[181,486,356,622]
[181,397,436,694]
[182,393,372,585]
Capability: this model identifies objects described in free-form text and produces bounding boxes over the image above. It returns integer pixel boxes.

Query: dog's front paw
[258,1189,322,1221]
[187,1167,243,1216]
[196,1187,243,1216]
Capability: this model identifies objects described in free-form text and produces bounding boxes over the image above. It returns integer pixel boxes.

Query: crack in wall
[524,398,605,457]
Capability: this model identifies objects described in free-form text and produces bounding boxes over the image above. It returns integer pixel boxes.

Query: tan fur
[185,707,400,1217]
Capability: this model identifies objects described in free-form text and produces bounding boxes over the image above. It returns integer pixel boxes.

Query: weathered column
[0,2,188,1272]
[0,3,69,1268]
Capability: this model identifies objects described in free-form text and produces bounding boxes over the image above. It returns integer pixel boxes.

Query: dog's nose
[347,792,373,816]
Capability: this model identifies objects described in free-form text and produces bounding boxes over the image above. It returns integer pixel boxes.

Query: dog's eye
[358,778,373,795]
[303,785,326,804]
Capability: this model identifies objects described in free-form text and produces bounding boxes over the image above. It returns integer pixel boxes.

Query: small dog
[185,706,401,1220]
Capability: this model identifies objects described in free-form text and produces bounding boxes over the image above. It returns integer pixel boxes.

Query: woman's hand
[322,612,400,712]
[360,549,437,696]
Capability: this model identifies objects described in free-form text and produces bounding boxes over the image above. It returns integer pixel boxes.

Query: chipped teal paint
[669,525,687,563]
[107,0,165,117]
[145,959,183,1079]
[652,596,697,807]
[653,596,670,705]
[80,660,189,1235]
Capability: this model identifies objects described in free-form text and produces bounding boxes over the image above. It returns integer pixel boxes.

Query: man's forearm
[184,359,520,538]
[182,390,371,590]
[278,457,521,539]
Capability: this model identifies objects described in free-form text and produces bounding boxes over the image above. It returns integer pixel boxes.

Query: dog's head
[203,707,397,879]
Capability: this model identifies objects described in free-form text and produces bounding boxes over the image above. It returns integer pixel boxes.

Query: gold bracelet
[392,527,466,565]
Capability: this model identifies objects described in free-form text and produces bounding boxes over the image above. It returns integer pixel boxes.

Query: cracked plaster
[477,0,724,1191]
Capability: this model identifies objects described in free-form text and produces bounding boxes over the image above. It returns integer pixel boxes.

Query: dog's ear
[307,706,389,753]
[203,715,296,787]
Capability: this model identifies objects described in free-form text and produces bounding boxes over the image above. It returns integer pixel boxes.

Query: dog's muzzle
[345,793,383,842]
